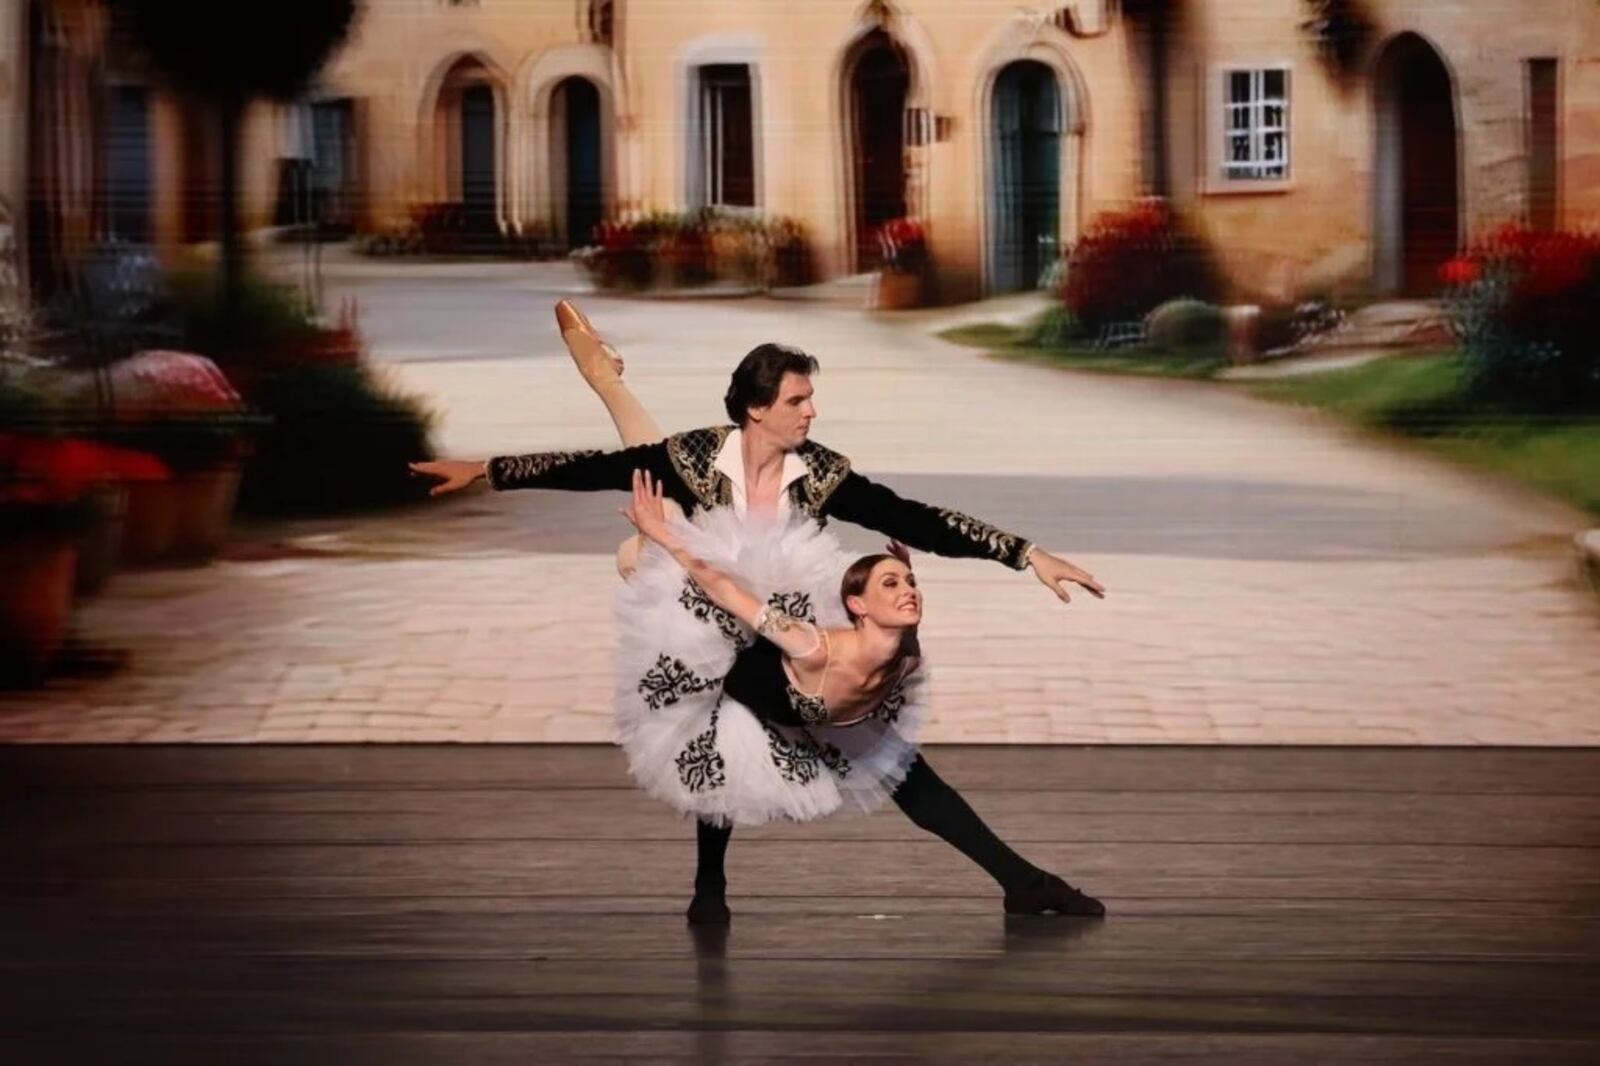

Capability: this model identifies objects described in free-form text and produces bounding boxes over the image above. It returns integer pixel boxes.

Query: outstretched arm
[824,470,1105,603]
[411,441,683,498]
[622,470,824,663]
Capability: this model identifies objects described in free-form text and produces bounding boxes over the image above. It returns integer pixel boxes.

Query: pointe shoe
[1002,873,1106,917]
[686,893,732,926]
[555,299,624,388]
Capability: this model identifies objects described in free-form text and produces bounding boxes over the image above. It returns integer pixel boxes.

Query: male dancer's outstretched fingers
[408,460,482,496]
[1027,549,1106,603]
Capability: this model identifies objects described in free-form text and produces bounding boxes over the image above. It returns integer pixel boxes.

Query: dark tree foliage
[106,0,361,319]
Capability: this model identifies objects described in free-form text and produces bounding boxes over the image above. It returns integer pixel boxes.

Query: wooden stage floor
[2,744,1597,1063]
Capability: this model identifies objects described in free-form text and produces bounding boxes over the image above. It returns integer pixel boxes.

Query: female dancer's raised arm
[621,470,824,664]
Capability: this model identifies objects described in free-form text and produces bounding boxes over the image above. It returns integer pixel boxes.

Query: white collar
[714,428,808,515]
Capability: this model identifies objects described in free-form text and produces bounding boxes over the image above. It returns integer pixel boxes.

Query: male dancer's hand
[1027,548,1106,603]
[408,459,484,496]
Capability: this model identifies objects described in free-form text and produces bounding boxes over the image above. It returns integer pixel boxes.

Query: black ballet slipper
[1002,872,1106,917]
[686,893,732,926]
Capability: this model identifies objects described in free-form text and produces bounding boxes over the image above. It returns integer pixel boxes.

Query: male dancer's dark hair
[723,343,820,424]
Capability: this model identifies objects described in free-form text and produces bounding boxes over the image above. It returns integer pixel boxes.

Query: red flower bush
[576,211,815,291]
[875,218,927,274]
[1441,222,1600,410]
[1059,198,1220,334]
[1,433,168,511]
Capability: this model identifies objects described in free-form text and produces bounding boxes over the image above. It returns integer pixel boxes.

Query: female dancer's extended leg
[555,300,677,577]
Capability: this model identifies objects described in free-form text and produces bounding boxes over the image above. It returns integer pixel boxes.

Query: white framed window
[698,64,755,209]
[1212,65,1291,189]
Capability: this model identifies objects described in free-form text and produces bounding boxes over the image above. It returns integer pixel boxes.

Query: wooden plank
[5,744,1600,794]
[6,838,1593,889]
[12,891,1600,920]
[11,798,1599,847]
[1,1033,1595,1066]
[2,956,1595,1037]
[6,911,1600,964]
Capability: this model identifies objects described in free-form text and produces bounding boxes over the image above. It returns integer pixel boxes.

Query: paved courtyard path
[3,257,1595,743]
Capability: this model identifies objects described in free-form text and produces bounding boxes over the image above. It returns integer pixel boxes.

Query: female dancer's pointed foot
[1003,873,1106,917]
[555,299,624,388]
[686,893,732,926]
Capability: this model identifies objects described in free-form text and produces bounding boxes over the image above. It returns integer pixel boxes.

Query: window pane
[1219,68,1289,182]
[700,65,754,207]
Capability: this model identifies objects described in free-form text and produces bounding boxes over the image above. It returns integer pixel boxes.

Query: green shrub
[1145,299,1224,349]
[236,363,436,515]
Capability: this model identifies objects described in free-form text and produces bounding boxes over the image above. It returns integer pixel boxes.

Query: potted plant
[872,218,928,310]
[0,434,106,680]
[97,349,255,565]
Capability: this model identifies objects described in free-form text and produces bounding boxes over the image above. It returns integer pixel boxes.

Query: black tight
[691,755,1043,897]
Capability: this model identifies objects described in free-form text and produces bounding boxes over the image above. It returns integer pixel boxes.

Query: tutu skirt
[613,508,928,828]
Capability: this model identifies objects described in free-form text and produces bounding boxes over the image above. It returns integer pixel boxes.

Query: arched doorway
[846,30,910,271]
[1373,34,1459,296]
[551,76,603,249]
[104,84,153,243]
[460,85,496,231]
[432,57,503,235]
[990,61,1061,293]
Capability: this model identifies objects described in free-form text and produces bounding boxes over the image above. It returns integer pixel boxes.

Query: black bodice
[721,640,820,729]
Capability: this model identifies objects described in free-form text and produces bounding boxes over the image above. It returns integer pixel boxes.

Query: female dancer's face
[851,559,922,628]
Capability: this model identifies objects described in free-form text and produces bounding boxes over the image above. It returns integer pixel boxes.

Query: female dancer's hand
[408,459,485,496]
[621,469,674,546]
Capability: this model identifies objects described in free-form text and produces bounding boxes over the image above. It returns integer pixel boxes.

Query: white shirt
[713,428,808,518]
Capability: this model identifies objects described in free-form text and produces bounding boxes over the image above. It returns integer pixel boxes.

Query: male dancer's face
[749,372,817,451]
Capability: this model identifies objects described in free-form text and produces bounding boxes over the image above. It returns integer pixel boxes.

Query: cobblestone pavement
[3,260,1595,743]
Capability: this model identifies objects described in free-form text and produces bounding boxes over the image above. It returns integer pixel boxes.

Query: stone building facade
[17,1,1600,305]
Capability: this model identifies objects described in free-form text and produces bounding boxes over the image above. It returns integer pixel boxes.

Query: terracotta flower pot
[0,535,78,683]
[873,270,923,311]
[75,482,128,597]
[121,477,179,565]
[168,463,242,563]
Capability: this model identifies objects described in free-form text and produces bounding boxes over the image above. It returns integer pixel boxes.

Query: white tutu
[614,508,929,828]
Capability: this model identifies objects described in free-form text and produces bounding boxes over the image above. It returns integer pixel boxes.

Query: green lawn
[1243,354,1600,515]
[940,319,1600,516]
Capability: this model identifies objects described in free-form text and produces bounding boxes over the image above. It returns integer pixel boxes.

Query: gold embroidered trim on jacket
[790,440,852,515]
[936,506,1030,569]
[487,449,603,490]
[666,426,734,509]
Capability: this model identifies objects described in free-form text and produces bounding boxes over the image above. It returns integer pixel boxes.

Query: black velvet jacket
[485,425,1035,570]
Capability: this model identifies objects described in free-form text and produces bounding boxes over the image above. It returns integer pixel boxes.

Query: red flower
[0,434,170,506]
[1439,257,1480,286]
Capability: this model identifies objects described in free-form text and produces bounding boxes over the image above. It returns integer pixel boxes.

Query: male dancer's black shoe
[686,893,732,926]
[1002,873,1106,917]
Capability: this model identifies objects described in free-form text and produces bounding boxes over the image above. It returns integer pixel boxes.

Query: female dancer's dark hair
[841,552,922,660]
[723,343,820,424]
[840,552,897,619]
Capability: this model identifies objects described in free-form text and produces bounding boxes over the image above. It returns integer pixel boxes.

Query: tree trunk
[217,94,244,325]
